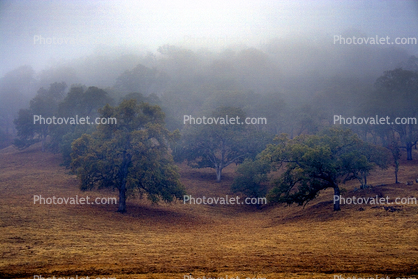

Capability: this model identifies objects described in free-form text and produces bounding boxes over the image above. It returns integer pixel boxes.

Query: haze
[1,0,418,76]
[2,1,418,277]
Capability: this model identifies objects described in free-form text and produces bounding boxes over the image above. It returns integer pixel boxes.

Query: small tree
[387,141,401,184]
[231,159,271,208]
[262,128,390,211]
[71,100,185,213]
[355,141,391,188]
[174,106,272,182]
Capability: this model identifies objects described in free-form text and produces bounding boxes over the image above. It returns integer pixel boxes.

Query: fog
[2,1,418,275]
[1,0,418,146]
[1,0,417,75]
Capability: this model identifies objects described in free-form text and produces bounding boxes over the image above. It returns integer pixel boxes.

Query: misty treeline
[2,40,418,212]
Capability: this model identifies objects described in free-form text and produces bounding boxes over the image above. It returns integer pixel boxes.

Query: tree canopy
[71,99,185,213]
[14,82,67,151]
[49,85,113,165]
[371,68,418,160]
[261,128,390,211]
[231,159,271,207]
[174,106,273,182]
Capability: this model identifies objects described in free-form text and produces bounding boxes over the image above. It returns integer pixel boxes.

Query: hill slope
[0,144,417,279]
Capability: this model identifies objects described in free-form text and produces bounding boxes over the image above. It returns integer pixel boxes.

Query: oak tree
[262,128,390,211]
[174,106,272,182]
[71,99,185,213]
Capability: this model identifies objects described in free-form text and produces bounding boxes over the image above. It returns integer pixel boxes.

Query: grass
[0,143,417,279]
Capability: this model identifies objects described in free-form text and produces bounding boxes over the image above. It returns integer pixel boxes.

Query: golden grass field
[0,143,417,279]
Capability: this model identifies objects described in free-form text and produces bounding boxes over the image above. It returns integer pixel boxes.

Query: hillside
[0,143,417,279]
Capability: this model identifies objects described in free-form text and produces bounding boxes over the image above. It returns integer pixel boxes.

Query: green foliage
[58,86,113,117]
[262,128,391,211]
[14,82,67,151]
[119,92,162,107]
[231,159,271,201]
[174,106,273,182]
[370,68,418,160]
[387,140,401,184]
[14,108,37,148]
[71,99,185,213]
[354,140,391,187]
[114,64,170,95]
[58,125,95,167]
[48,85,113,165]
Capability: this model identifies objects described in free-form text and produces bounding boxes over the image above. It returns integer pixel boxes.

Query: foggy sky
[1,0,418,76]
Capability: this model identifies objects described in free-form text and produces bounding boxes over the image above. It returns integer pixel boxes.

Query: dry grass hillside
[0,143,417,279]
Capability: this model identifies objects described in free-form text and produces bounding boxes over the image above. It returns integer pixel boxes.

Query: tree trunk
[406,142,413,160]
[333,186,341,211]
[118,185,126,213]
[216,166,222,183]
[117,148,131,213]
[359,173,367,189]
[395,161,399,184]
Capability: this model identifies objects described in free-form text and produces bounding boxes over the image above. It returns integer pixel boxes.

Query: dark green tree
[71,99,185,213]
[262,128,390,211]
[48,85,113,165]
[13,108,39,149]
[14,82,67,151]
[231,159,271,207]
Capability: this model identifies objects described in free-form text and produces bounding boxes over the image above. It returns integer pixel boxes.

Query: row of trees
[63,100,392,213]
[232,129,390,211]
[14,83,111,156]
[10,66,418,213]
